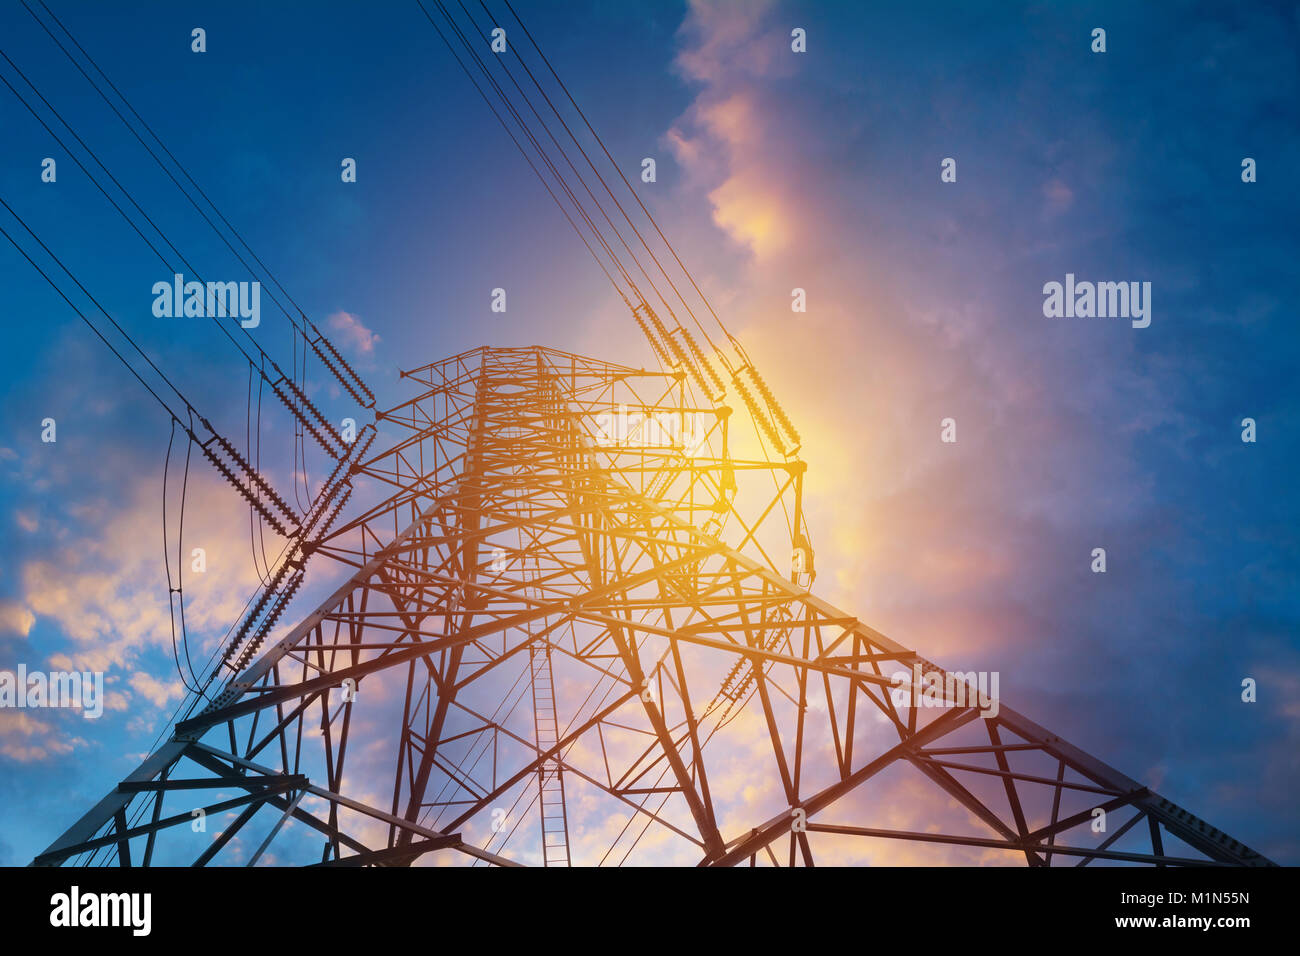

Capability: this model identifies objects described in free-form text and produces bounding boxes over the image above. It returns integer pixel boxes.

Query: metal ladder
[529,642,572,866]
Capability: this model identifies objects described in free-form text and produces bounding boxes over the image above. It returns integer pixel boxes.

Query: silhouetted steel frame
[33,347,1276,867]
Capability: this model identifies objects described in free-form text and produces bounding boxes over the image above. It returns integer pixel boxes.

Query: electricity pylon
[34,345,1274,867]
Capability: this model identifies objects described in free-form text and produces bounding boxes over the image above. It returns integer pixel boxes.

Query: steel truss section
[33,347,1275,867]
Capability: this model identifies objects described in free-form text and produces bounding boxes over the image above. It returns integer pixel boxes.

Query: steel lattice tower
[34,346,1275,867]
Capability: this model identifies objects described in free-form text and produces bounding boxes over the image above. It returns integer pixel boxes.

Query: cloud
[0,711,85,763]
[648,0,1300,865]
[673,0,787,86]
[667,3,801,260]
[17,468,272,680]
[1042,178,1074,218]
[129,672,185,709]
[0,600,35,638]
[327,310,381,357]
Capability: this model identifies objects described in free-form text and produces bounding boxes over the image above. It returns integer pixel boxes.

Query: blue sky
[1,0,1297,865]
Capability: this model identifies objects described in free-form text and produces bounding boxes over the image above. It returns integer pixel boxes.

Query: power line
[492,0,734,366]
[448,0,686,329]
[28,0,312,323]
[2,30,368,447]
[0,197,190,417]
[420,1,802,536]
[24,0,377,408]
[419,0,640,302]
[0,53,260,372]
[162,418,206,698]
